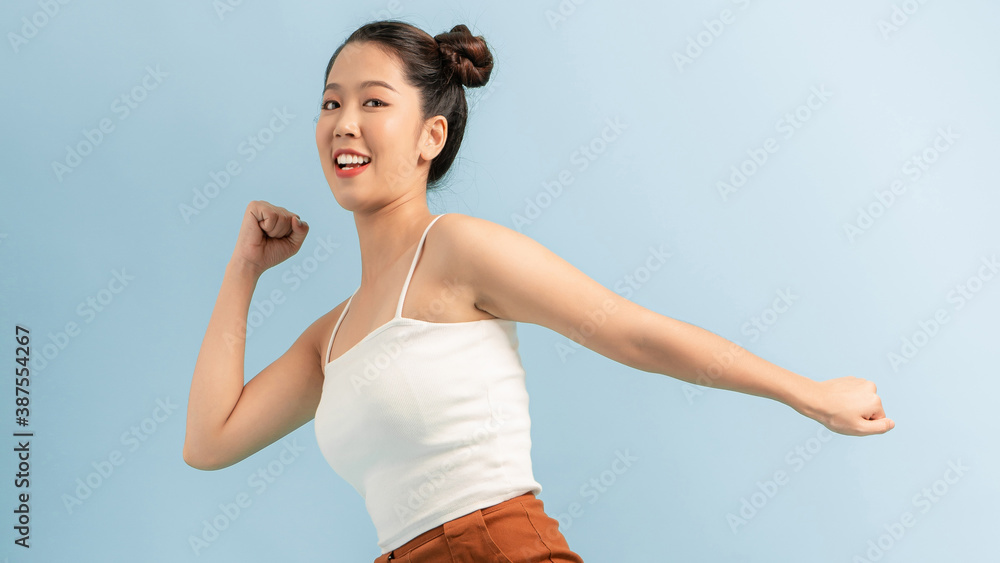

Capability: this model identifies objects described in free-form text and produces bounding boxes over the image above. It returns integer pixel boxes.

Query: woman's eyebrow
[324,80,398,93]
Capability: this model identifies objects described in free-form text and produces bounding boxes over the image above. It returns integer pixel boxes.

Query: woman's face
[316,41,445,210]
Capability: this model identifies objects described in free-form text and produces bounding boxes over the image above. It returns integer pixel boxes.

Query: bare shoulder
[428,212,643,364]
[429,212,561,317]
[428,212,519,278]
[431,212,520,255]
[431,211,488,235]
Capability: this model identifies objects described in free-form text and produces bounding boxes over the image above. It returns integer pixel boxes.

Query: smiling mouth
[334,158,371,177]
[337,161,369,169]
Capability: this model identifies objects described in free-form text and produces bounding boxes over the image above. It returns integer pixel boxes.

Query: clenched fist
[806,376,895,436]
[231,200,309,276]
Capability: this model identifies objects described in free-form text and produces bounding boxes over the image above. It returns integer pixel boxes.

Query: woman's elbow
[183,442,225,471]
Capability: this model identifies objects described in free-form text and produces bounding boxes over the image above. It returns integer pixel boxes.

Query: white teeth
[336,154,371,166]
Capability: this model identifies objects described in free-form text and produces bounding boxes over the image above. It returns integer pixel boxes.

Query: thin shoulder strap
[395,214,448,317]
[324,288,358,364]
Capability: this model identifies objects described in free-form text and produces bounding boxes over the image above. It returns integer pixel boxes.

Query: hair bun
[435,24,493,89]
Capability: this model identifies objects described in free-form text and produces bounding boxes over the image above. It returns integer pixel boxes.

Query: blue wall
[2,0,997,561]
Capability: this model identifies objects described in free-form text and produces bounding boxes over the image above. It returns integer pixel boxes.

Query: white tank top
[314,213,543,555]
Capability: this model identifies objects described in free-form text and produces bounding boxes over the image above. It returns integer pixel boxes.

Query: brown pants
[372,492,585,562]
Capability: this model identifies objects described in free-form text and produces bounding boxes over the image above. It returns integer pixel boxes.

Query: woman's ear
[419,115,448,161]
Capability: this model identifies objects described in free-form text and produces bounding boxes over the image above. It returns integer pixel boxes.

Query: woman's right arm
[182,200,324,471]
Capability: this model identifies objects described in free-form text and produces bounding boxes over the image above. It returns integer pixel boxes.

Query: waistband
[380,492,536,561]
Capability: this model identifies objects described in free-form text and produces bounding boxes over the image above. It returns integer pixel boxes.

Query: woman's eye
[321,99,385,110]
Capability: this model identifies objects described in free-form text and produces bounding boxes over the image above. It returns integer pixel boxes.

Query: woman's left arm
[622,318,895,437]
[440,214,895,437]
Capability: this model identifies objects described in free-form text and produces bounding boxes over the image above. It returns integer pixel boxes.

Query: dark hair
[323,20,494,191]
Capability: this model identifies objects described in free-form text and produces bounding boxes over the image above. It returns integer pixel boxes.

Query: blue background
[2,0,998,561]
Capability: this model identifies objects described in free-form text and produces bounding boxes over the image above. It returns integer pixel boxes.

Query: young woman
[183,20,894,562]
